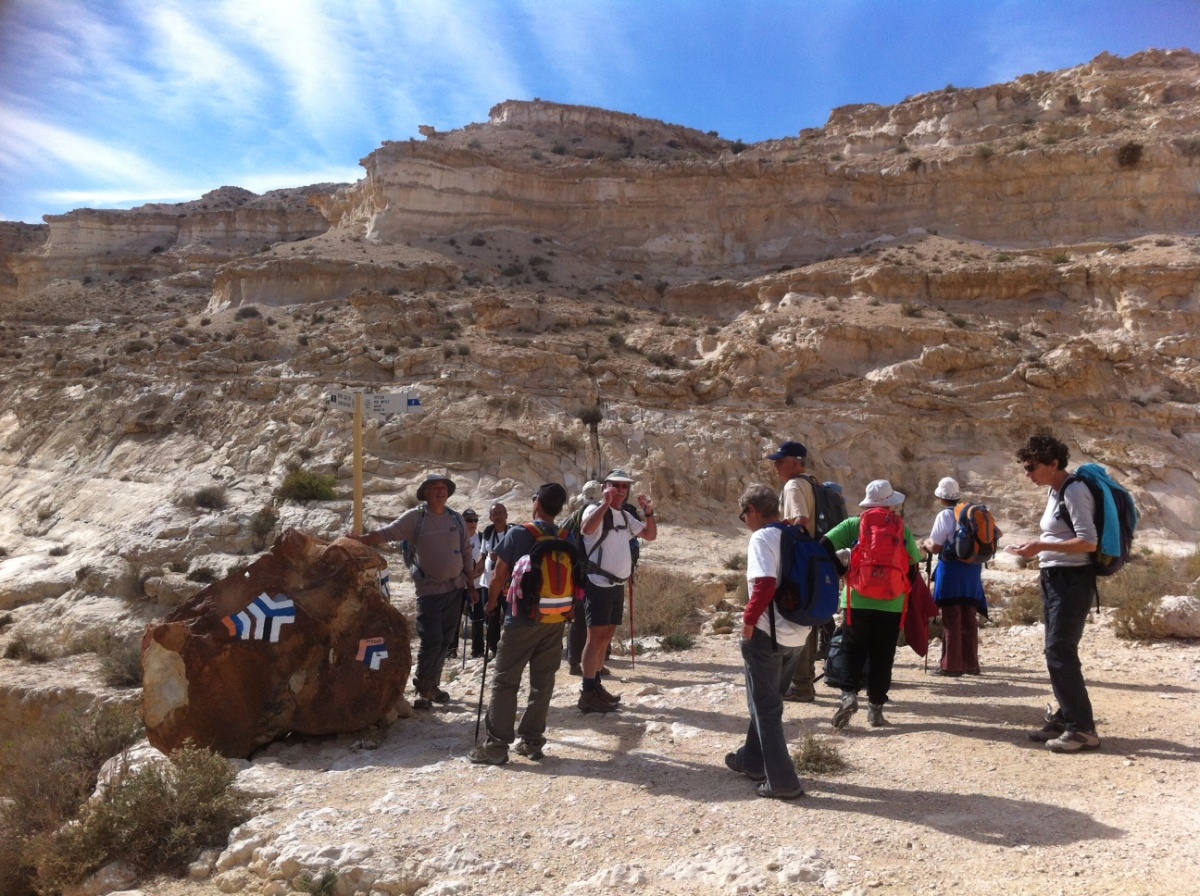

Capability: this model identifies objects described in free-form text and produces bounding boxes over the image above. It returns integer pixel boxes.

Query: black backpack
[796,474,848,538]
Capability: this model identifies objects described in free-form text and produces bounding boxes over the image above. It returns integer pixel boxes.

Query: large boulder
[141,529,410,757]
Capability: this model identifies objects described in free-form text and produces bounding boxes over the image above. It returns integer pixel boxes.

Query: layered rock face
[0,50,1198,727]
[4,185,337,300]
[331,50,1200,274]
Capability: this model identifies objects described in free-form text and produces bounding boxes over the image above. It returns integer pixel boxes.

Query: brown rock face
[141,529,410,758]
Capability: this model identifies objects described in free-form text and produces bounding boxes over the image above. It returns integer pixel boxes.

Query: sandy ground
[139,609,1200,896]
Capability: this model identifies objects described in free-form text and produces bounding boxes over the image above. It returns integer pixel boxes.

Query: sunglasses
[738,508,750,522]
[1022,463,1041,473]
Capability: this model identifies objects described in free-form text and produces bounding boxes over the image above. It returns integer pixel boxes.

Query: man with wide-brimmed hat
[351,473,476,709]
[576,469,657,714]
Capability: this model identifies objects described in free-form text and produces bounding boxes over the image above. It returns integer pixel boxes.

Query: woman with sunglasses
[1011,433,1101,754]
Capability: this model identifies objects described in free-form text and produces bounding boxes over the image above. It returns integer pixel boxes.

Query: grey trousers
[484,620,566,749]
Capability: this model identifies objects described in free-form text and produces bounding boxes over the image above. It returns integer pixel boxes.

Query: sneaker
[1046,730,1101,753]
[578,690,618,714]
[832,693,858,730]
[596,683,622,705]
[867,703,888,727]
[515,741,545,761]
[783,686,816,703]
[724,752,766,783]
[468,742,509,765]
[756,782,805,800]
[569,663,583,676]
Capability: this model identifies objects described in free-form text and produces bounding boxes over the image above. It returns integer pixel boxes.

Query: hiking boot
[578,690,618,714]
[1028,704,1067,742]
[930,668,962,677]
[867,703,888,727]
[515,741,545,761]
[756,782,805,800]
[468,742,509,765]
[569,663,583,676]
[783,686,816,703]
[596,683,621,705]
[413,678,450,706]
[600,665,612,676]
[724,752,766,783]
[832,693,858,730]
[1046,730,1101,753]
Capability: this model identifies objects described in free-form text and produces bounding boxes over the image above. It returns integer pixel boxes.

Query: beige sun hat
[860,479,905,508]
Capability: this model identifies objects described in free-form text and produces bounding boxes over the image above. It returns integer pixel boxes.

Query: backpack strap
[1053,476,1101,613]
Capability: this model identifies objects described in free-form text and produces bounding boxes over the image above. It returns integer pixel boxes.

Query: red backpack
[846,508,910,600]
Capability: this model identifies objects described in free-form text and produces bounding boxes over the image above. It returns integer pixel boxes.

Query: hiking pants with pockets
[415,588,465,685]
[485,620,566,749]
[736,629,804,793]
[1040,565,1096,733]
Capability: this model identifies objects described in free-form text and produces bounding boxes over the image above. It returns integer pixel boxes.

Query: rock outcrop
[141,530,410,758]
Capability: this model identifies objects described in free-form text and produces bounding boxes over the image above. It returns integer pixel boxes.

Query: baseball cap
[766,441,807,461]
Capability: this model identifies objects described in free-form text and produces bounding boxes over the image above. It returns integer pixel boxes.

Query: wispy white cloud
[516,0,639,106]
[214,0,369,151]
[143,5,267,118]
[0,102,172,187]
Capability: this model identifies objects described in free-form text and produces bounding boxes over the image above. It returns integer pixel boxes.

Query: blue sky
[1,0,1196,224]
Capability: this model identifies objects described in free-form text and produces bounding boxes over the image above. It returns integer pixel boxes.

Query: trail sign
[325,389,424,535]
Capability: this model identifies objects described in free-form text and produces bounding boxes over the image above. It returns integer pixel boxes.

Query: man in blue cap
[766,441,821,703]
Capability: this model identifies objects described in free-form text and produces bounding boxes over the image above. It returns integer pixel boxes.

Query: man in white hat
[820,479,921,729]
[576,469,656,713]
[351,473,476,709]
[922,477,990,677]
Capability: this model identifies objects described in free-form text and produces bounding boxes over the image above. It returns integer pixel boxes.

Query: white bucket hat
[934,477,961,501]
[860,479,905,508]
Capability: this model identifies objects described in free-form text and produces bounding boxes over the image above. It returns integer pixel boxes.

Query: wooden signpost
[327,390,423,534]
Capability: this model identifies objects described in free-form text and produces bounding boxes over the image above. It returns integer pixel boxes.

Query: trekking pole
[628,573,636,670]
[474,641,490,744]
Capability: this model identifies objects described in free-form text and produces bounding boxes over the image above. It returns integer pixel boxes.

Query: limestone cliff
[0,51,1198,713]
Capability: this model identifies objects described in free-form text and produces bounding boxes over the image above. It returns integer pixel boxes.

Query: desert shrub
[278,469,337,502]
[722,553,747,571]
[1116,142,1143,168]
[1107,552,1194,639]
[3,631,52,663]
[1051,252,1071,265]
[628,564,701,636]
[249,506,278,548]
[1178,137,1200,158]
[899,303,923,318]
[123,339,153,354]
[975,144,995,159]
[234,305,261,320]
[660,632,695,652]
[793,733,848,774]
[187,566,217,584]
[188,485,227,511]
[730,139,747,154]
[710,612,735,634]
[0,703,143,896]
[994,586,1043,626]
[48,545,69,557]
[296,869,340,895]
[645,351,677,369]
[67,628,143,688]
[607,332,625,349]
[28,744,251,893]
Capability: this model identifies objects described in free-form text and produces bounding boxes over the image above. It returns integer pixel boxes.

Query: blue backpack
[766,523,840,645]
[1057,463,1138,578]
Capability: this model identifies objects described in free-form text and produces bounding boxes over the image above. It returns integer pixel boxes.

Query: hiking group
[350,431,1135,792]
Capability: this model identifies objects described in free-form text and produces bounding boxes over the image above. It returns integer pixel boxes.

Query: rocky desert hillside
[1,49,1200,892]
